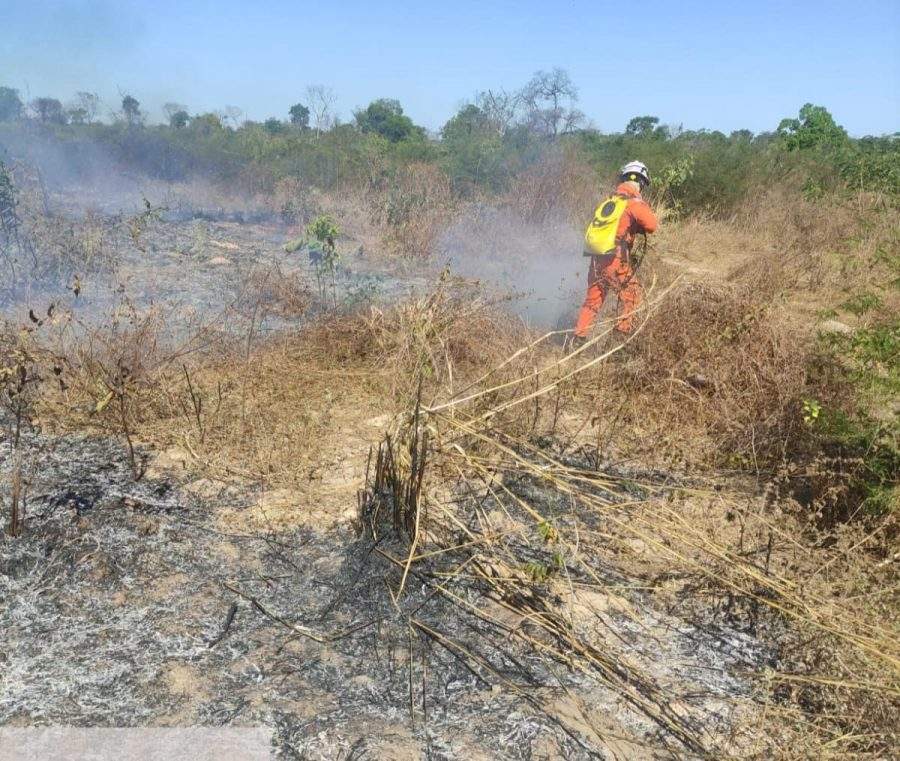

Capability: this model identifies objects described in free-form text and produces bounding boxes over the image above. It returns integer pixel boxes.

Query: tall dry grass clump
[366,162,456,258]
[504,145,600,224]
[33,277,523,491]
[605,282,810,467]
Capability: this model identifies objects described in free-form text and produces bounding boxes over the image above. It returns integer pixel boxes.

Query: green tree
[441,104,506,190]
[289,103,310,128]
[66,106,88,125]
[0,87,23,121]
[778,103,848,151]
[625,115,660,137]
[164,102,189,128]
[837,134,900,194]
[190,113,224,135]
[121,94,142,125]
[263,117,286,135]
[354,98,422,143]
[442,104,490,140]
[31,97,66,124]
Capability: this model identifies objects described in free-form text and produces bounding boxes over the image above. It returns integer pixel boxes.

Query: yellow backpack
[583,194,628,256]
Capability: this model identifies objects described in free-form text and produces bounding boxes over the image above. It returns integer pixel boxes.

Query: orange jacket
[614,182,658,252]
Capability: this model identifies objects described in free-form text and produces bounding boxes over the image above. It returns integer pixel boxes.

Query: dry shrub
[0,319,49,444]
[235,161,279,197]
[585,269,888,531]
[236,263,313,319]
[314,187,382,256]
[367,162,455,258]
[642,187,892,310]
[355,290,899,757]
[0,168,119,300]
[726,188,898,310]
[35,278,520,489]
[266,176,320,226]
[505,146,599,224]
[37,298,226,477]
[162,280,520,485]
[35,304,331,487]
[610,282,809,467]
[289,277,523,403]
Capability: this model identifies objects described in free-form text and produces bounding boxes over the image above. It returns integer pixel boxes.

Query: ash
[1,426,771,759]
[0,431,587,758]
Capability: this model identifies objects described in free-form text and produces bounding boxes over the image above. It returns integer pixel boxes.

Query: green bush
[811,318,899,517]
[571,128,772,217]
[778,103,848,152]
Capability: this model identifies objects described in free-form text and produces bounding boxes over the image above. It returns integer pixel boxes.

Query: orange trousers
[574,253,642,337]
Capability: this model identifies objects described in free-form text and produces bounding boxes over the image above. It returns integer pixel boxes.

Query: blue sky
[2,0,898,136]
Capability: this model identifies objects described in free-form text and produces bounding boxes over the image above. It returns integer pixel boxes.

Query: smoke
[0,127,274,220]
[433,203,585,330]
[0,127,156,214]
[2,126,590,332]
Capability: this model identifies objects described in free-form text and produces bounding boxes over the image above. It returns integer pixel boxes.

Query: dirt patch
[143,446,193,480]
[218,488,324,533]
[164,663,208,699]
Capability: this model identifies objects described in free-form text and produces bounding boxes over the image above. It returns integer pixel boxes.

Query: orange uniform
[574,182,658,337]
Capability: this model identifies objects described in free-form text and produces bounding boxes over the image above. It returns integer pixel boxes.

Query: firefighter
[572,161,658,346]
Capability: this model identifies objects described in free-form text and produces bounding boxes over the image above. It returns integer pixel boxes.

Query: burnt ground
[0,424,773,760]
[13,197,430,341]
[2,207,777,759]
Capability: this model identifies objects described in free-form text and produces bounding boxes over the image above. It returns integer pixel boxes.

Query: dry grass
[366,162,456,258]
[504,145,599,225]
[0,162,119,301]
[592,282,810,469]
[5,151,897,755]
[13,243,899,757]
[657,187,899,318]
[358,287,899,757]
[33,276,525,493]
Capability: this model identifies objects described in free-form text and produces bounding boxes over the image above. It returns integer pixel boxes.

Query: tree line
[1,69,897,214]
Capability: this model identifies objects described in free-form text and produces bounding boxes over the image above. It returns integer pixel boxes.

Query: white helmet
[620,160,651,188]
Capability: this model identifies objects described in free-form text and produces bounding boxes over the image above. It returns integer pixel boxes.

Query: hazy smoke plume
[434,204,585,330]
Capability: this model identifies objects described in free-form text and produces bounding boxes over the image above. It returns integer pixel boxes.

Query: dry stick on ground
[357,285,717,754]
[207,601,239,649]
[408,618,606,759]
[181,363,204,442]
[426,307,900,662]
[373,500,710,755]
[446,419,900,669]
[459,569,704,752]
[7,449,24,537]
[222,582,378,644]
[357,277,899,757]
